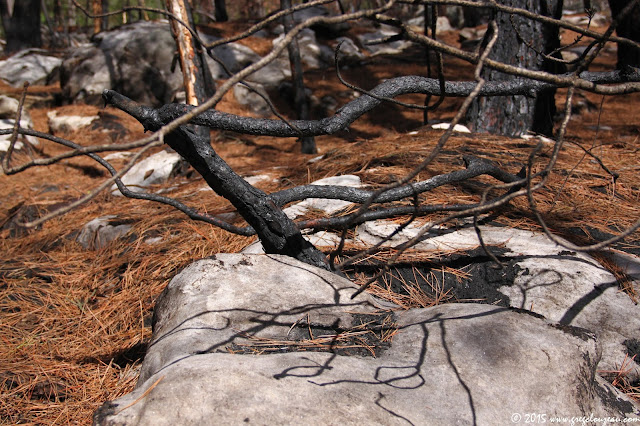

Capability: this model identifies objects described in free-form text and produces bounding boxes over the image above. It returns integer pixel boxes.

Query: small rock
[47,111,98,134]
[0,49,61,87]
[233,83,272,116]
[111,150,183,196]
[282,175,362,219]
[431,122,471,133]
[0,95,38,152]
[357,26,413,56]
[76,215,133,250]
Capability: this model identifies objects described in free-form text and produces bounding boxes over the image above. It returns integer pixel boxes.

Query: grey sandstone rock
[0,95,38,152]
[241,175,361,253]
[110,150,183,196]
[60,22,181,106]
[282,174,361,219]
[332,36,365,65]
[77,215,133,250]
[354,222,640,380]
[233,82,271,116]
[0,49,61,87]
[357,26,413,56]
[273,28,334,70]
[47,110,98,134]
[94,254,639,425]
[60,21,267,106]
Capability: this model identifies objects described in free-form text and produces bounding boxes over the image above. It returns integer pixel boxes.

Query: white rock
[332,37,364,64]
[233,82,272,116]
[76,215,132,250]
[407,15,453,34]
[47,110,98,134]
[354,221,640,380]
[357,26,413,56]
[243,174,272,185]
[111,151,183,196]
[103,152,136,161]
[0,50,61,87]
[431,122,471,133]
[272,28,333,69]
[283,175,361,219]
[94,254,640,425]
[0,95,38,150]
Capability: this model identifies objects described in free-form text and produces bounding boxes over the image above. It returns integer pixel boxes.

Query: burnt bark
[119,70,640,138]
[608,0,640,68]
[0,0,42,54]
[214,0,228,22]
[281,0,317,154]
[465,0,563,137]
[102,90,330,271]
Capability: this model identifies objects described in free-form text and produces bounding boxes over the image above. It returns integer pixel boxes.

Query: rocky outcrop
[0,49,61,87]
[94,254,639,425]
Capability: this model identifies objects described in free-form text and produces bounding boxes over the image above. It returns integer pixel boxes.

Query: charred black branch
[103,69,640,139]
[269,156,522,206]
[102,90,329,270]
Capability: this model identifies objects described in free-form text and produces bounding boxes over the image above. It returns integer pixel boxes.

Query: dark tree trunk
[608,0,640,68]
[0,0,42,54]
[281,0,317,154]
[465,0,563,137]
[214,0,227,22]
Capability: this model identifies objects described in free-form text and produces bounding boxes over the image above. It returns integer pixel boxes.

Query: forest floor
[1,17,640,424]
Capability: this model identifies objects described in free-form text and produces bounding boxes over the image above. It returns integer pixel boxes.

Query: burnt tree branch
[101,90,329,270]
[103,69,640,140]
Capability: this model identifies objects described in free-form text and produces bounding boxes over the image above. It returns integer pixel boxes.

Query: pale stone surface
[47,110,98,134]
[242,175,361,254]
[110,151,183,196]
[60,22,265,105]
[233,82,271,116]
[273,28,334,69]
[77,215,133,250]
[431,122,472,133]
[0,95,38,151]
[94,255,639,425]
[354,221,640,379]
[282,175,361,219]
[137,254,384,384]
[357,26,413,56]
[0,49,61,87]
[332,37,364,64]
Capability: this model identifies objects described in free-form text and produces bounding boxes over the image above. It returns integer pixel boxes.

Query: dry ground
[1,19,640,424]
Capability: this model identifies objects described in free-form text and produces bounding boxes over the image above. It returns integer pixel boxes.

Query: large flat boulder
[354,222,640,380]
[94,254,639,425]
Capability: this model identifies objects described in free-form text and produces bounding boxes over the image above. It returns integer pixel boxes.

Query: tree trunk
[214,0,227,22]
[166,0,215,142]
[465,0,563,137]
[608,0,640,68]
[92,0,108,34]
[0,0,42,54]
[281,0,317,154]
